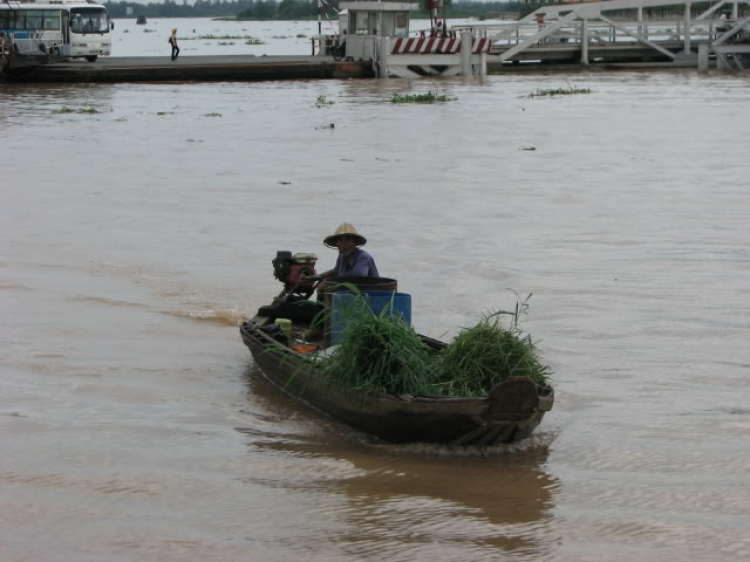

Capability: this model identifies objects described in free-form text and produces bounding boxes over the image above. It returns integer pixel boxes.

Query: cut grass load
[317,288,436,396]
[316,288,551,397]
[436,311,550,396]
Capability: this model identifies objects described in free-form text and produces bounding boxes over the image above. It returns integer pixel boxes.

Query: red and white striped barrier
[391,37,492,55]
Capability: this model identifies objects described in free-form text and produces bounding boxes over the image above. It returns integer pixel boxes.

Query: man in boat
[306,223,379,281]
[299,224,379,340]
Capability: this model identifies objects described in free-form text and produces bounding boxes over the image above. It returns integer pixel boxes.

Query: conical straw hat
[324,223,367,248]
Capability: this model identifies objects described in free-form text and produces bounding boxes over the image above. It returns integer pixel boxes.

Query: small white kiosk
[321,0,490,78]
[332,0,492,78]
[338,1,416,61]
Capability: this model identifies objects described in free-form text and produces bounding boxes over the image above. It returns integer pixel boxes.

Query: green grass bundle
[315,287,551,398]
[436,312,551,396]
[318,290,436,396]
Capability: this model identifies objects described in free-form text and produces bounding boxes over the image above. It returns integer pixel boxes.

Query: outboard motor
[259,251,323,322]
[272,251,318,297]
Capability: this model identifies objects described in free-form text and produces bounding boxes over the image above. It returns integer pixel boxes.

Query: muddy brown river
[2,24,749,561]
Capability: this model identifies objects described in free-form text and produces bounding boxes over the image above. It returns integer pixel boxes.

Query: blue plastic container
[331,290,412,346]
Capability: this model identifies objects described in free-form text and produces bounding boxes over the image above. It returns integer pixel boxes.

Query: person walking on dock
[535,12,546,44]
[717,12,731,33]
[168,29,180,61]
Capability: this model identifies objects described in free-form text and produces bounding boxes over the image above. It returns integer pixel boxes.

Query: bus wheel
[85,55,98,62]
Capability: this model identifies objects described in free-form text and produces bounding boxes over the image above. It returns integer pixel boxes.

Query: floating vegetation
[186,34,260,41]
[218,41,236,46]
[390,92,454,104]
[156,111,174,116]
[203,113,222,117]
[296,34,307,38]
[315,95,335,106]
[55,105,98,114]
[527,86,592,98]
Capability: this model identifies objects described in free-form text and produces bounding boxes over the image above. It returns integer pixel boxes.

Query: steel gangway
[453,0,750,71]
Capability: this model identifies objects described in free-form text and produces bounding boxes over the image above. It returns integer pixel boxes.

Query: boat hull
[240,318,553,446]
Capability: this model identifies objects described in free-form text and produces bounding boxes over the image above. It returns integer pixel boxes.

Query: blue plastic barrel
[331,290,412,346]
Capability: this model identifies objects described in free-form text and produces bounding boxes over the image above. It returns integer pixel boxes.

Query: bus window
[62,11,69,43]
[4,11,25,30]
[43,10,61,31]
[26,12,43,30]
[69,13,80,32]
[69,8,108,33]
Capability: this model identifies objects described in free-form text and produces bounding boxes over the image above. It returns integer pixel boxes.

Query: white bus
[0,0,112,62]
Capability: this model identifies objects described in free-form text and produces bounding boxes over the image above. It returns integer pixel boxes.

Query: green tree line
[104,2,736,22]
[234,2,544,22]
[104,1,255,19]
[102,1,540,21]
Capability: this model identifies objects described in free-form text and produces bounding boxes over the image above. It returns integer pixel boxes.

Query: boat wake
[160,307,247,326]
[360,430,558,458]
[72,294,149,309]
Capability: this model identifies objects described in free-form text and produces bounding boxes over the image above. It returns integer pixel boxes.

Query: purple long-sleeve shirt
[334,248,379,278]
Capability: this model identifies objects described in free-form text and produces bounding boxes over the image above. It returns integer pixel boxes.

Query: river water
[2,17,749,562]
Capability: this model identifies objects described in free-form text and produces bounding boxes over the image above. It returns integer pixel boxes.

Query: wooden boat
[240,270,554,446]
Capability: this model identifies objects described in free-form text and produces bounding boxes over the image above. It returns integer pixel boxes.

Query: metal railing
[451,0,750,63]
[456,19,743,47]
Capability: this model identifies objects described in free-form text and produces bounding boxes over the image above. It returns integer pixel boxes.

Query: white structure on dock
[320,1,491,78]
[454,0,750,72]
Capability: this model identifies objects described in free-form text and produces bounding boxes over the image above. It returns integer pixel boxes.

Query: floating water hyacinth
[55,106,98,114]
[527,86,592,98]
[315,95,335,106]
[390,92,454,104]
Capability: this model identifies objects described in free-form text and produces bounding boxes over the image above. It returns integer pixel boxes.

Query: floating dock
[2,55,373,84]
[3,0,748,83]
